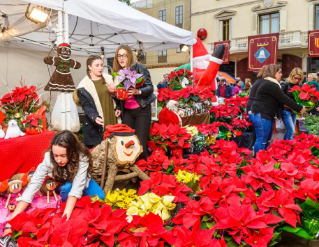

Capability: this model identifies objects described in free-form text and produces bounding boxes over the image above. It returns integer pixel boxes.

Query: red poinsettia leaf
[31,119,38,126]
[299,92,310,100]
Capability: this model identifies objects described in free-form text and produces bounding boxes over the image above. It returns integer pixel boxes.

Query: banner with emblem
[214,40,230,64]
[247,33,279,71]
[308,30,319,57]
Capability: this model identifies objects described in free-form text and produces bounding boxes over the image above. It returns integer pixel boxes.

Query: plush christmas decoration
[159,100,183,126]
[40,177,58,203]
[44,43,81,93]
[4,120,25,139]
[6,203,15,217]
[192,38,225,103]
[91,124,149,194]
[0,126,5,138]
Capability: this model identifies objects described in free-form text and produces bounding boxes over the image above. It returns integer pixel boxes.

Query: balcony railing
[229,31,309,53]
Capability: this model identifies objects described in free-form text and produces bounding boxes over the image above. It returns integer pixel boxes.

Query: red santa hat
[193,38,211,69]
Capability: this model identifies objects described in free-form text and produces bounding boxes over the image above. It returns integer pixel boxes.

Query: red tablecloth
[0,131,55,181]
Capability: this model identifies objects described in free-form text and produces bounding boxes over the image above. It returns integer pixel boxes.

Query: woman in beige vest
[74,55,117,148]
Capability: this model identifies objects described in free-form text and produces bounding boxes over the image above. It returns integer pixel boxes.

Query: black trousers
[122,105,152,160]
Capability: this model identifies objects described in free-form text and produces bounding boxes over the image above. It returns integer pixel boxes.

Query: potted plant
[22,114,43,134]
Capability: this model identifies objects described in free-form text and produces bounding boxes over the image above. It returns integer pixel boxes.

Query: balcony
[228,31,309,54]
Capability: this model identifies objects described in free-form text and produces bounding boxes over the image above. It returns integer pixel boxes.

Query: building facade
[131,0,191,68]
[191,0,319,81]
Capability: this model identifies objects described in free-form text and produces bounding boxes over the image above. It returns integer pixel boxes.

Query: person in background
[243,80,251,95]
[217,77,232,98]
[157,73,169,89]
[113,45,156,160]
[3,131,105,236]
[306,73,319,91]
[232,79,242,96]
[278,68,304,140]
[251,64,306,154]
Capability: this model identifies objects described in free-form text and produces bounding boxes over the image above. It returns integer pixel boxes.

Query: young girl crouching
[3,130,105,236]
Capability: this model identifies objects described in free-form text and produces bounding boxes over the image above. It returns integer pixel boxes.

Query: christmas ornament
[14,113,20,118]
[197,28,207,40]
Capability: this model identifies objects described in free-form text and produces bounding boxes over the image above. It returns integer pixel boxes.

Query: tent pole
[190,45,193,72]
[57,11,63,44]
[63,12,69,44]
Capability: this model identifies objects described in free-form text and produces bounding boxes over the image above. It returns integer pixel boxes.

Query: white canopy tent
[0,0,195,56]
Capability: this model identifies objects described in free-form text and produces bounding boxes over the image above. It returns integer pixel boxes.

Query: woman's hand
[300,106,307,115]
[95,117,104,126]
[3,224,12,236]
[316,107,319,111]
[127,88,140,96]
[115,110,122,118]
[107,83,116,93]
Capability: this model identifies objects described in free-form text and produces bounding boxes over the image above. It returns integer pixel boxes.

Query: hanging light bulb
[101,46,105,59]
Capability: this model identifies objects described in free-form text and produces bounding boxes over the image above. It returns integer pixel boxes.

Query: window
[223,20,230,41]
[176,46,181,53]
[315,6,319,30]
[159,9,166,22]
[158,50,167,63]
[175,6,183,28]
[259,13,279,34]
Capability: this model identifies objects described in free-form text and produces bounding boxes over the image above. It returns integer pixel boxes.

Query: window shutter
[252,13,258,35]
[219,21,223,41]
[279,9,287,32]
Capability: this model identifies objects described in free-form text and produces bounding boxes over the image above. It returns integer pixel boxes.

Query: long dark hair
[50,131,92,183]
[113,45,134,73]
[86,55,106,84]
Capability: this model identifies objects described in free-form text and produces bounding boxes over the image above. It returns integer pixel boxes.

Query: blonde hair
[286,68,304,85]
[308,73,317,82]
[113,45,134,73]
[243,81,251,90]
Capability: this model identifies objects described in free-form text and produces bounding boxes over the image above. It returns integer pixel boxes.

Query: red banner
[308,30,319,57]
[214,40,230,64]
[247,33,279,71]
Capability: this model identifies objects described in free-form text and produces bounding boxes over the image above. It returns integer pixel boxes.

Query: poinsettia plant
[22,114,44,133]
[148,123,191,152]
[168,69,194,90]
[112,67,144,100]
[0,79,50,131]
[231,118,252,131]
[290,84,319,112]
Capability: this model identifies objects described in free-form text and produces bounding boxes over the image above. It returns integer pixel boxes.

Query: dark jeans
[122,105,152,160]
[282,110,296,140]
[253,113,273,154]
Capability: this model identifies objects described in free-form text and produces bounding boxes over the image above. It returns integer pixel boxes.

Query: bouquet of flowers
[0,79,50,131]
[290,84,319,113]
[112,68,144,100]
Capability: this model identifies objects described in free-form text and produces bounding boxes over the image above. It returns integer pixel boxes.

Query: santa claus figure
[159,100,184,126]
[192,38,225,103]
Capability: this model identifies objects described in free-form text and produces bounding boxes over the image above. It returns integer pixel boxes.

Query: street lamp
[180,44,189,52]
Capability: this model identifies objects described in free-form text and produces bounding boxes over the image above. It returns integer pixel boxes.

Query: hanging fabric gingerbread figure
[43,43,81,132]
[44,43,81,92]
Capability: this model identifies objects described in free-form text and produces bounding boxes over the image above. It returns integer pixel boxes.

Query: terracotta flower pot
[25,127,40,135]
[233,130,243,136]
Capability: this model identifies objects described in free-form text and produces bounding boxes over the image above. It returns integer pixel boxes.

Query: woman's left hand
[316,107,319,111]
[127,88,140,96]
